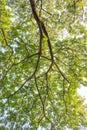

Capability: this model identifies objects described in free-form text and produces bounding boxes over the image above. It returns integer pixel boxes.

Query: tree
[0,0,87,129]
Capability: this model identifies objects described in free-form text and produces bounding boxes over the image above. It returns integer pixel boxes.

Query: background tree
[0,0,87,129]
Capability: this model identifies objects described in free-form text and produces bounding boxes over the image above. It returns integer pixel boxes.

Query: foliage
[0,0,87,129]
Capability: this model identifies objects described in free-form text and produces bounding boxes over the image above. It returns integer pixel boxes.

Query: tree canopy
[0,0,87,129]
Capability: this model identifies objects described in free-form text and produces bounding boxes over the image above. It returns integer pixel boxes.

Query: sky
[78,85,87,104]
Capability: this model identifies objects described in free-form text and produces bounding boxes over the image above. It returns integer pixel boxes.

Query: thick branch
[29,0,54,65]
[29,0,43,55]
